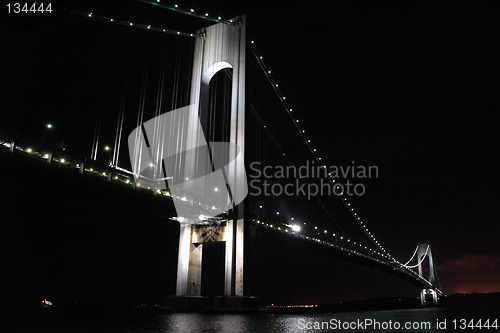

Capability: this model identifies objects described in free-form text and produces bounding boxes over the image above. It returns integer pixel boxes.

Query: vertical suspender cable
[133,34,152,177]
[112,44,131,167]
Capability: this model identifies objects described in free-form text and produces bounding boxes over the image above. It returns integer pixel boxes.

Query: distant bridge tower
[175,16,247,300]
[417,243,439,306]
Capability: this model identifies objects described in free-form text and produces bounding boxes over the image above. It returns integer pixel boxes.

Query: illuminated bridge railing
[0,132,232,217]
[249,217,440,293]
[0,132,172,196]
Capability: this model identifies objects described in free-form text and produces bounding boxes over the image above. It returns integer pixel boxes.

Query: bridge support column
[224,220,234,296]
[175,224,205,297]
[176,223,192,295]
[235,218,244,296]
[187,243,203,295]
[175,223,204,297]
[224,218,244,296]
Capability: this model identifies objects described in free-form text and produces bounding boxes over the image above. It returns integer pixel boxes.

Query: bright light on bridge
[291,225,301,232]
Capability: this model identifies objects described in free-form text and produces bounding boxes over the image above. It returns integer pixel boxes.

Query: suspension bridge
[1,0,443,310]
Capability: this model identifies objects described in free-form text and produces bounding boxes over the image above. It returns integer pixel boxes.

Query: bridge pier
[175,220,244,297]
[420,289,439,306]
[166,219,256,312]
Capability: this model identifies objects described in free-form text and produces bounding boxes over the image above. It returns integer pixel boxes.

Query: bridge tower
[174,16,247,303]
[127,15,248,309]
[417,243,439,306]
[128,16,247,309]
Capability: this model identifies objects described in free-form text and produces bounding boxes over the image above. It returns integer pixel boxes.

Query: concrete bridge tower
[417,243,439,306]
[172,16,248,309]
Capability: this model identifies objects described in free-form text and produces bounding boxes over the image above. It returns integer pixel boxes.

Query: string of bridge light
[249,104,352,239]
[137,0,237,25]
[252,218,392,260]
[250,41,390,257]
[67,8,197,37]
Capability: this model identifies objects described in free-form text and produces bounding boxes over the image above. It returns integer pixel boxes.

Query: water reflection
[160,313,260,333]
[4,307,498,332]
[155,308,497,333]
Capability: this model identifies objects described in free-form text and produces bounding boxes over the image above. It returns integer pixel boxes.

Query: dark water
[4,307,499,332]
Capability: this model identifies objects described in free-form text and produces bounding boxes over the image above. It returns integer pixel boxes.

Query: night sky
[214,0,500,295]
[1,0,499,305]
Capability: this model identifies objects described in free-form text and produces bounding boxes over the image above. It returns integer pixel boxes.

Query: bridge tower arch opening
[201,66,233,144]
